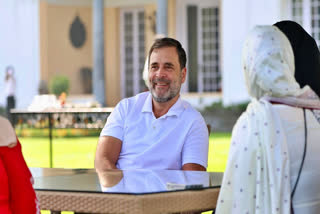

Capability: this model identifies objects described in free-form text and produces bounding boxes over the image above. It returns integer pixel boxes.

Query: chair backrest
[207,124,211,135]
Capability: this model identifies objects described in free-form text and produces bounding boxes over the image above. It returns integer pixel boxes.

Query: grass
[21,137,98,168]
[207,132,231,172]
[19,132,231,214]
[20,133,231,171]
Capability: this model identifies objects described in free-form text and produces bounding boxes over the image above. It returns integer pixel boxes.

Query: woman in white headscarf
[216,26,320,214]
[0,116,39,214]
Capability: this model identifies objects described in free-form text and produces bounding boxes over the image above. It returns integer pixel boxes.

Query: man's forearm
[95,157,118,171]
[95,136,122,172]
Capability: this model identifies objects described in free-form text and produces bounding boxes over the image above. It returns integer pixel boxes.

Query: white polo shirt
[100,92,209,170]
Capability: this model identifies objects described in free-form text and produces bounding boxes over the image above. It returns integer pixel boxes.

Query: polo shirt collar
[142,93,186,117]
[142,93,153,113]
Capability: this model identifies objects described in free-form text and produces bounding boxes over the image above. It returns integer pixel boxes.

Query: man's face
[148,47,186,103]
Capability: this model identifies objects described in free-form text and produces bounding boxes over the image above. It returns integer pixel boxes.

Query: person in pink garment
[0,116,39,214]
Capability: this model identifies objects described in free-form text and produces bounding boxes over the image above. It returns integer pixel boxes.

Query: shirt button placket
[152,120,156,130]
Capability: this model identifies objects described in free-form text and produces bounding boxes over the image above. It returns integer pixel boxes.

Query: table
[11,108,113,167]
[30,168,222,214]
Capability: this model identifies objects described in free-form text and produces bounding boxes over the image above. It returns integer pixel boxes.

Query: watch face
[69,15,86,48]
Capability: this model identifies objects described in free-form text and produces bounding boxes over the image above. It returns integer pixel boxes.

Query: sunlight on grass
[207,132,231,172]
[20,137,98,168]
[20,133,231,170]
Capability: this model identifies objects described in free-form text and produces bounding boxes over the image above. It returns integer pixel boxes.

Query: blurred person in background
[4,66,16,123]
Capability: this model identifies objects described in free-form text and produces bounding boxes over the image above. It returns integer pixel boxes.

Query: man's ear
[181,67,187,83]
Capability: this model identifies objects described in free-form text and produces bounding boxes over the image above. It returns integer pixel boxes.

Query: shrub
[203,100,249,113]
[49,75,70,96]
[0,106,5,117]
[14,128,101,138]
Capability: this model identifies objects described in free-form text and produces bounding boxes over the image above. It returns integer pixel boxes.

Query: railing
[11,108,113,168]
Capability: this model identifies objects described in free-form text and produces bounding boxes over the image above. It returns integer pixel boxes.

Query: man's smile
[152,78,171,89]
[154,82,169,88]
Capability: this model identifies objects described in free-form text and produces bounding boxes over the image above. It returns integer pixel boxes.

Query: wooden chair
[207,124,211,135]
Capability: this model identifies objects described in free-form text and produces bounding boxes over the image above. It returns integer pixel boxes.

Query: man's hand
[94,136,122,171]
[182,163,206,171]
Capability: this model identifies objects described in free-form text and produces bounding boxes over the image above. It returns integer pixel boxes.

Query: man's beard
[148,77,181,103]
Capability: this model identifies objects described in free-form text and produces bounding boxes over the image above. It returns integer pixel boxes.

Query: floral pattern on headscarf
[242,26,306,99]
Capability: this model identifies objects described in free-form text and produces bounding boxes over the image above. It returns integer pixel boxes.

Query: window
[292,0,304,25]
[290,0,320,47]
[311,0,320,46]
[120,9,146,98]
[177,0,221,93]
[200,7,221,92]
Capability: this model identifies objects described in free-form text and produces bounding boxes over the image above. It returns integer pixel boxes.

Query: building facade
[1,0,319,109]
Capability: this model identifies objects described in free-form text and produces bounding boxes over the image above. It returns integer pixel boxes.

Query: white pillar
[156,0,168,36]
[93,0,106,106]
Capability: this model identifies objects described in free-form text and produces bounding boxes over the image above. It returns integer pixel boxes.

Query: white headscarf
[0,116,17,147]
[216,26,302,214]
[242,26,308,99]
[243,25,320,111]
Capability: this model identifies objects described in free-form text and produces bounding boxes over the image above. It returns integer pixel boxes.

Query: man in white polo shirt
[95,38,209,171]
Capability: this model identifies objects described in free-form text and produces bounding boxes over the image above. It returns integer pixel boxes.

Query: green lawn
[207,132,231,172]
[20,133,231,171]
[20,137,98,168]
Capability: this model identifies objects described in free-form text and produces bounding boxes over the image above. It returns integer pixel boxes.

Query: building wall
[39,1,159,107]
[41,2,93,95]
[167,0,176,38]
[37,0,293,109]
[40,1,49,83]
[221,0,289,105]
[105,7,120,106]
[0,0,40,108]
[144,4,157,53]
